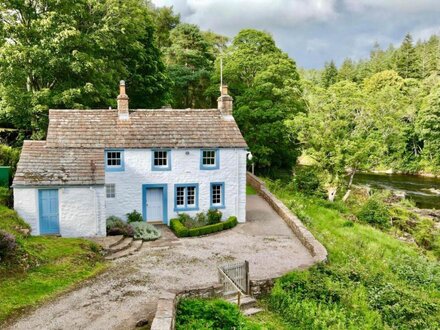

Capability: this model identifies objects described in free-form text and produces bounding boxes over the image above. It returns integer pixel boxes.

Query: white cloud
[344,0,440,13]
[411,26,440,41]
[153,0,337,31]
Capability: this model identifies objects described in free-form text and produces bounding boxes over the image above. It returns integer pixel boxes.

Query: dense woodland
[1,0,440,184]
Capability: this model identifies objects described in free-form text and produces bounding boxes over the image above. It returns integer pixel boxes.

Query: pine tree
[396,34,422,79]
[338,59,357,82]
[322,60,338,87]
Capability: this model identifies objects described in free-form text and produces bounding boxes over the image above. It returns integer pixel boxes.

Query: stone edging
[150,284,223,330]
[247,172,327,262]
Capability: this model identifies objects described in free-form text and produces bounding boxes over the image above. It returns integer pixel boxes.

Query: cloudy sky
[151,0,440,69]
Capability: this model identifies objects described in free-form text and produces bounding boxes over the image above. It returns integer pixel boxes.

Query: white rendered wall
[105,148,247,224]
[14,188,39,234]
[13,186,106,237]
[59,186,106,237]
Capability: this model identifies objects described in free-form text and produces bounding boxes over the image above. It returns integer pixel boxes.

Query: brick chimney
[217,84,233,117]
[117,80,129,120]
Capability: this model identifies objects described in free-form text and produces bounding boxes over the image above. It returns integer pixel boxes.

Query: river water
[352,172,440,210]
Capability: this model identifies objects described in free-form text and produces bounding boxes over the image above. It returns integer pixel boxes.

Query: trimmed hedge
[170,216,238,238]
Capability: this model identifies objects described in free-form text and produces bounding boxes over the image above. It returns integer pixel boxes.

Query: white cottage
[12,82,248,237]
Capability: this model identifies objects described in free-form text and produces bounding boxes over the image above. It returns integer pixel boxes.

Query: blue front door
[39,189,60,234]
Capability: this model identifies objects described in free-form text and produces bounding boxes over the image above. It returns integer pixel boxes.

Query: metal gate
[218,260,249,295]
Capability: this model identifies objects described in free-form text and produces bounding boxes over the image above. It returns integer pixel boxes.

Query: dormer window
[152,150,171,171]
[200,149,219,170]
[105,150,124,172]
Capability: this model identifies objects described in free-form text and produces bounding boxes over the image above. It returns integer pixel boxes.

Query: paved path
[6,195,315,330]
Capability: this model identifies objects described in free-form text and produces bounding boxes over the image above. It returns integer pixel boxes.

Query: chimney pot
[117,80,129,120]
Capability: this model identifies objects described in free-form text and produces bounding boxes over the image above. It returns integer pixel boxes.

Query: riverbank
[262,178,440,329]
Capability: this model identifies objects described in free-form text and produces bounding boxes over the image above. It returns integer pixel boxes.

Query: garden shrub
[170,218,189,237]
[176,298,246,330]
[130,222,161,241]
[106,216,134,236]
[292,166,324,197]
[0,230,17,261]
[170,216,238,238]
[207,209,222,224]
[0,145,20,175]
[357,198,391,228]
[126,210,143,223]
[188,222,224,237]
[222,216,238,229]
[194,212,208,225]
[0,188,11,207]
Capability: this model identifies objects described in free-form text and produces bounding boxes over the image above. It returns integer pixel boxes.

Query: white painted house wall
[105,148,247,224]
[14,186,106,237]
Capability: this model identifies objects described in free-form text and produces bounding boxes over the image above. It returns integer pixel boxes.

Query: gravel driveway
[6,195,316,330]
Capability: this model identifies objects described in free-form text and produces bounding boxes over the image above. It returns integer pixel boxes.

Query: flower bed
[170,216,238,238]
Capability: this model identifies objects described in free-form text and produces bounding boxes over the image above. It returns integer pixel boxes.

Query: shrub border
[170,216,238,238]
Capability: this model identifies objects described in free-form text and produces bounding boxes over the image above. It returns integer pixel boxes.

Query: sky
[151,0,440,69]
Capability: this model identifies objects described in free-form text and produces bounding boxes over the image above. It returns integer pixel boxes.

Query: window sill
[174,207,199,212]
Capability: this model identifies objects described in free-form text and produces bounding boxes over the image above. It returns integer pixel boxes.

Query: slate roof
[13,141,104,186]
[13,108,247,186]
[46,109,248,149]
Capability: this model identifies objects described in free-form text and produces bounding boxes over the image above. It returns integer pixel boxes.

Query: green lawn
[263,179,440,329]
[0,206,106,324]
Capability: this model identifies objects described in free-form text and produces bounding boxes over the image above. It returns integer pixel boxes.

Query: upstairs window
[200,149,219,170]
[175,184,198,211]
[210,182,225,209]
[105,150,124,172]
[152,150,171,171]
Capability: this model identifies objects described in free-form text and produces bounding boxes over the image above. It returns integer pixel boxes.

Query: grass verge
[0,206,106,324]
[264,179,440,329]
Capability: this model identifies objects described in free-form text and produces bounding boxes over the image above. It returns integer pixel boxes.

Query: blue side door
[39,189,60,235]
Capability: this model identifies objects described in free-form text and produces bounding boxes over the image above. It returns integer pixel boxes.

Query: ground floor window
[175,184,198,211]
[210,182,225,208]
[106,184,116,198]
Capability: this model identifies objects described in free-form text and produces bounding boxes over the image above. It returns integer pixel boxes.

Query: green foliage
[265,182,440,329]
[218,29,303,171]
[126,210,143,223]
[164,23,215,108]
[170,218,189,237]
[106,216,134,237]
[176,298,248,330]
[130,222,161,241]
[0,205,104,322]
[0,145,20,174]
[207,209,222,225]
[321,60,338,87]
[0,0,168,139]
[357,198,391,228]
[170,216,238,238]
[0,188,11,207]
[292,166,324,197]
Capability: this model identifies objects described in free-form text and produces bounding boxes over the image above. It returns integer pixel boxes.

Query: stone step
[108,237,133,253]
[105,240,143,260]
[227,295,257,309]
[243,307,264,316]
[108,235,125,248]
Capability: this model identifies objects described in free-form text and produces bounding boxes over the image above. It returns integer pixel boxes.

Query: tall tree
[321,60,338,88]
[338,58,357,82]
[149,5,180,49]
[417,85,440,167]
[164,23,214,108]
[396,33,421,79]
[219,29,304,171]
[0,0,168,139]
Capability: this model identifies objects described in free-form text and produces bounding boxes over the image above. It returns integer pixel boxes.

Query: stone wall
[247,172,327,262]
[150,284,224,330]
[249,277,278,298]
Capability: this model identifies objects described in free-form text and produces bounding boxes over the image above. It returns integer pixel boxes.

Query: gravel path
[6,195,316,330]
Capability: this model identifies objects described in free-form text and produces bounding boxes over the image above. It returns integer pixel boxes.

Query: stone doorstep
[243,307,264,316]
[227,295,257,309]
[105,240,142,260]
[108,237,133,253]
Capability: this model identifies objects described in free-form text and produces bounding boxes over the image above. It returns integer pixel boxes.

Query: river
[352,172,440,210]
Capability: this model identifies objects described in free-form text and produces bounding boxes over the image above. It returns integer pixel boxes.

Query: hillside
[0,206,106,324]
